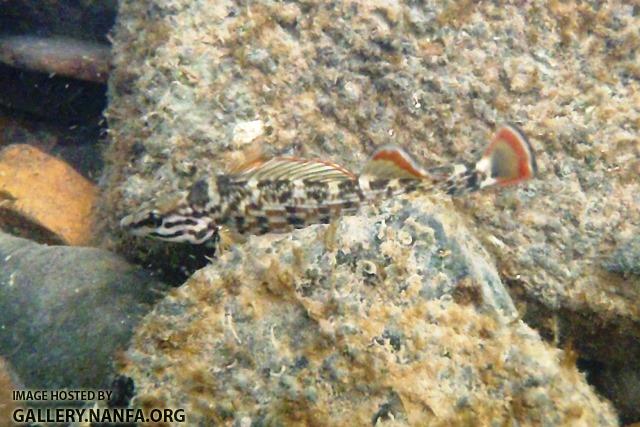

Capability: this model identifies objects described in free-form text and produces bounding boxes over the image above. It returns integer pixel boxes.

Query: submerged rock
[0,105,107,187]
[603,235,640,278]
[0,36,111,83]
[0,232,169,390]
[102,1,640,419]
[122,197,617,426]
[0,357,22,427]
[0,144,98,246]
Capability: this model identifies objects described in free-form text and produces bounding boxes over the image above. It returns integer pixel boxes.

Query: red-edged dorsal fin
[361,145,427,179]
[237,156,356,182]
[478,124,537,187]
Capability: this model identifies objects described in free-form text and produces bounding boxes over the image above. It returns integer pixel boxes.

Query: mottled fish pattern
[121,125,537,244]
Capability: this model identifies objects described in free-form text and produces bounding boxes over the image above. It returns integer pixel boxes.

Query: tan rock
[103,0,639,420]
[122,197,617,426]
[0,144,97,246]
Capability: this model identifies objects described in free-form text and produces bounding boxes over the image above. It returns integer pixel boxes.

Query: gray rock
[102,0,639,420]
[603,235,640,278]
[0,36,111,83]
[0,358,23,427]
[121,197,617,426]
[0,232,169,390]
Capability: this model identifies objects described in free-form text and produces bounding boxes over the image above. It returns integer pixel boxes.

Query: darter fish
[120,124,537,244]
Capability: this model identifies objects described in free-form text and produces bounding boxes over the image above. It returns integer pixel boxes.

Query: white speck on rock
[232,120,264,147]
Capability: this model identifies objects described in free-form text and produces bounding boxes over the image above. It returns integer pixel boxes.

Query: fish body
[121,125,537,244]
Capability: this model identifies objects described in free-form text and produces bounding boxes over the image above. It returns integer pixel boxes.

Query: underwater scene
[0,1,638,426]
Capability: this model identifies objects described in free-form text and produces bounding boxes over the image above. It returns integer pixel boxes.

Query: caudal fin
[476,124,537,188]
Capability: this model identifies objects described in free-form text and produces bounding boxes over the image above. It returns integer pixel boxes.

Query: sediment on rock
[102,0,639,420]
[121,197,618,426]
[0,232,169,390]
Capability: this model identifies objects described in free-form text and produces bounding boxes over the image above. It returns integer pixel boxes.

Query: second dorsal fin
[361,145,427,179]
[236,156,357,182]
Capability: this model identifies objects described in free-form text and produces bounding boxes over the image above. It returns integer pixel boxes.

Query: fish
[120,124,537,244]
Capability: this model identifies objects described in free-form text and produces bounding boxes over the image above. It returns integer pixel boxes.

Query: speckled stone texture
[0,232,169,391]
[103,0,639,420]
[123,197,617,426]
[0,357,22,427]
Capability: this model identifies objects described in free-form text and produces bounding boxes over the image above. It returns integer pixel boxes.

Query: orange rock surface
[0,144,97,246]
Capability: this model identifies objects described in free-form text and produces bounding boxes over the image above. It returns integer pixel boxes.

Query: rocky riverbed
[0,0,638,425]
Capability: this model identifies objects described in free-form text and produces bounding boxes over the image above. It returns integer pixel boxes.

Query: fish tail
[478,124,537,187]
[358,124,536,198]
[438,124,537,195]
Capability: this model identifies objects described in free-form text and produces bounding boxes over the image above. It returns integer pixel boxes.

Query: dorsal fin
[224,143,266,174]
[361,145,427,179]
[236,156,357,182]
[477,124,537,187]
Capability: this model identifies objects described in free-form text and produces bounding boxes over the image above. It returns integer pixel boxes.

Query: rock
[603,235,640,278]
[0,1,113,121]
[0,36,111,83]
[0,232,169,390]
[0,357,22,427]
[0,144,98,246]
[101,1,640,419]
[121,197,617,426]
[0,111,105,182]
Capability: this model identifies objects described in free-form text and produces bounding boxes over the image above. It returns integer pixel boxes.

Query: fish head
[120,205,217,244]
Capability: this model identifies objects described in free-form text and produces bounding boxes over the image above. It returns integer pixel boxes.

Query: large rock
[0,36,111,83]
[121,197,617,426]
[102,0,639,420]
[0,144,98,246]
[0,357,22,427]
[0,1,113,121]
[0,232,169,390]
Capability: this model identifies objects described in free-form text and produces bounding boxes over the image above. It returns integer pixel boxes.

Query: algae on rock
[122,197,617,426]
[103,0,639,420]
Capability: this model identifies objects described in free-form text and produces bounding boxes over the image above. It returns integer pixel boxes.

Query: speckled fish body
[121,125,537,244]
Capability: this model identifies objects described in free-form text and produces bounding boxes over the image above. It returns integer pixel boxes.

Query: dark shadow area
[0,0,117,43]
[0,64,107,125]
